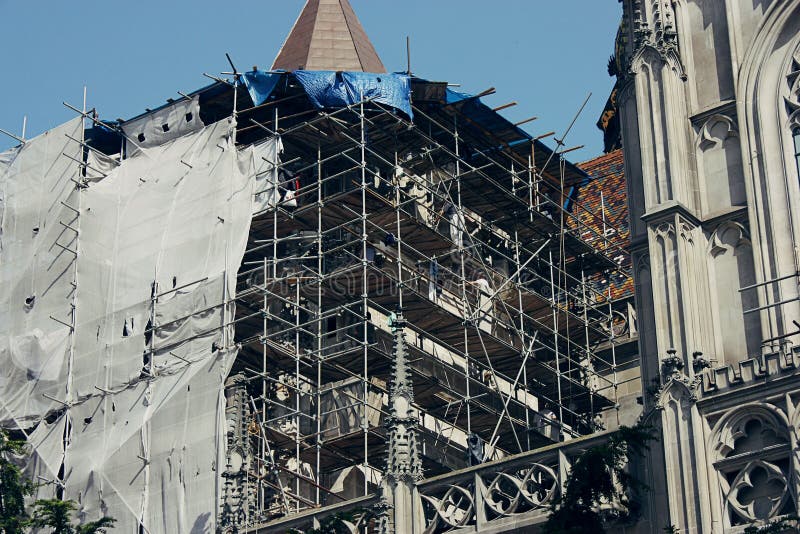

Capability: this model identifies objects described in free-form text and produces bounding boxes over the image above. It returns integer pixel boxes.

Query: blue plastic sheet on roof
[445,88,473,104]
[293,71,413,118]
[242,70,283,106]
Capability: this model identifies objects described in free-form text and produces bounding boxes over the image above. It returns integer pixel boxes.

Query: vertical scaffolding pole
[315,144,323,506]
[527,155,534,221]
[513,230,531,451]
[294,280,301,512]
[581,267,594,423]
[261,255,268,515]
[453,116,472,440]
[359,98,370,496]
[395,151,404,311]
[608,285,620,425]
[61,87,89,499]
[267,108,280,514]
[549,250,564,427]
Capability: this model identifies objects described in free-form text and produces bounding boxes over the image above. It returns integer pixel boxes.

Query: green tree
[30,500,115,534]
[0,430,34,534]
[288,508,369,534]
[0,429,115,534]
[542,425,656,534]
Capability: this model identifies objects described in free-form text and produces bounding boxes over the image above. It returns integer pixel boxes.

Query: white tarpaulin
[62,118,254,533]
[0,118,83,427]
[71,118,251,399]
[2,114,259,533]
[65,348,234,534]
[121,96,203,156]
[23,415,66,502]
[251,137,283,213]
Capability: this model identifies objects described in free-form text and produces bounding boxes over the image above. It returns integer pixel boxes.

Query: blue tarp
[242,70,284,106]
[445,88,473,104]
[293,71,413,118]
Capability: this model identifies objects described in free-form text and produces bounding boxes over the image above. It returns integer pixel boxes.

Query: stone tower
[616,0,800,531]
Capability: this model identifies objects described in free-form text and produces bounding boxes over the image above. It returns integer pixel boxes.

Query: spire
[379,309,424,534]
[272,0,386,73]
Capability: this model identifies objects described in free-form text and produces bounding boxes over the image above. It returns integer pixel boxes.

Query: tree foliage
[0,431,34,534]
[0,429,115,533]
[30,500,115,534]
[287,508,369,534]
[542,425,656,534]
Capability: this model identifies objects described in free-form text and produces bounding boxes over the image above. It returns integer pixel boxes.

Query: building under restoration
[0,1,635,532]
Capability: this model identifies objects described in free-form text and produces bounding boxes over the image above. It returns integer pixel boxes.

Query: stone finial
[385,309,422,482]
[379,308,423,534]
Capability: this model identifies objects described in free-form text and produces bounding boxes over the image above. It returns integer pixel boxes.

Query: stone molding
[701,350,800,395]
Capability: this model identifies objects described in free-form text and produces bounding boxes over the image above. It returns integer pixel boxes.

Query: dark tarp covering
[242,70,284,107]
[293,70,413,118]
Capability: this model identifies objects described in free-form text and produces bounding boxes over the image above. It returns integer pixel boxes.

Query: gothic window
[787,50,800,182]
[793,127,800,180]
[711,407,794,528]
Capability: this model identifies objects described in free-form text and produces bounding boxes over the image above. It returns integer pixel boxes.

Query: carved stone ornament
[692,351,711,373]
[709,221,751,258]
[654,349,702,406]
[709,404,793,525]
[661,348,684,378]
[725,460,789,522]
[626,0,686,79]
[420,462,559,533]
[697,115,739,151]
[785,49,800,128]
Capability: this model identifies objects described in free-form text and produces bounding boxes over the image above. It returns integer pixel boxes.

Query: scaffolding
[0,71,629,532]
[201,73,629,526]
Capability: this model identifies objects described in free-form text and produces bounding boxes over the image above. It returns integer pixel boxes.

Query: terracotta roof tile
[571,150,633,302]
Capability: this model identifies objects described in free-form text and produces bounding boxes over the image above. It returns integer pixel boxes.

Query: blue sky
[0,1,621,161]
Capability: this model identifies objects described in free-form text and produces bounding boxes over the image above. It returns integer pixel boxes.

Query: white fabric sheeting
[251,137,283,213]
[84,150,119,183]
[0,118,83,427]
[0,328,71,425]
[121,96,203,156]
[3,115,259,533]
[24,415,67,502]
[152,276,226,370]
[65,119,254,532]
[66,348,235,534]
[73,119,252,398]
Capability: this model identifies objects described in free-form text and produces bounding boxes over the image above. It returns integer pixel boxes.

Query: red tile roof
[572,149,633,301]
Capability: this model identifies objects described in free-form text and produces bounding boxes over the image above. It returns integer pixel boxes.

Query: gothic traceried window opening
[793,127,800,180]
[712,410,795,527]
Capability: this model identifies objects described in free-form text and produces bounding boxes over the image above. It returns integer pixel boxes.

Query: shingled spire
[272,0,386,73]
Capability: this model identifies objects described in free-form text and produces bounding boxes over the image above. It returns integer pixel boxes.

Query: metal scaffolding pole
[226,90,628,522]
[359,98,370,496]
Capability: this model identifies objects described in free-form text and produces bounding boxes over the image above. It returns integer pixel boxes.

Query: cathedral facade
[616,1,800,531]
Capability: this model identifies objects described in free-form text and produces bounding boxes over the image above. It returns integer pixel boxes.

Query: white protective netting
[0,117,83,428]
[1,115,262,533]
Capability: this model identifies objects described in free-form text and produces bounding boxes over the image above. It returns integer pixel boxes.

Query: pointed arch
[736,0,800,342]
